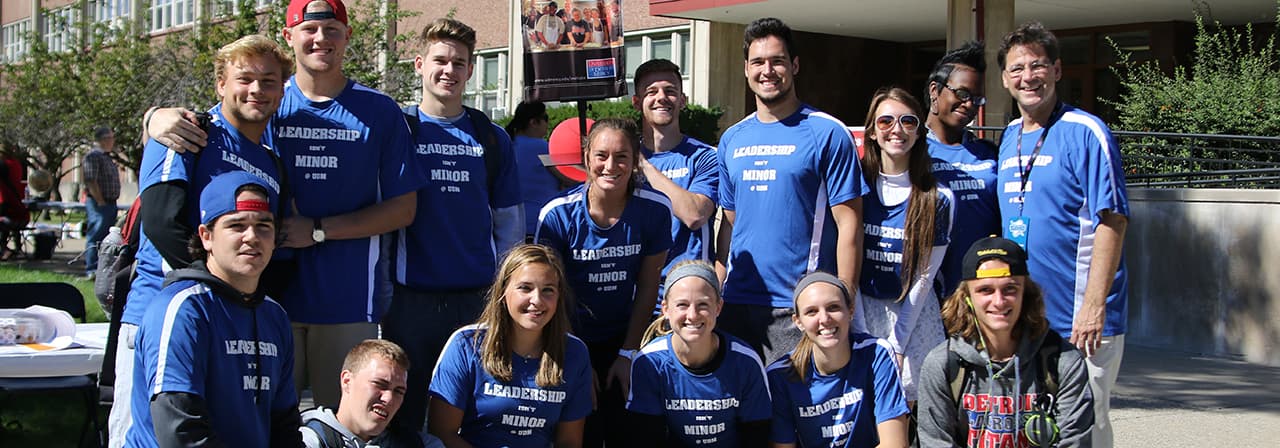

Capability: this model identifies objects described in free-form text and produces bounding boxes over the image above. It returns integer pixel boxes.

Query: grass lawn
[0,264,107,323]
[1,264,110,446]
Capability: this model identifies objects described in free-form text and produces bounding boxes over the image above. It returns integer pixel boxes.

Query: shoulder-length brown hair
[861,87,940,302]
[940,276,1049,349]
[475,244,576,388]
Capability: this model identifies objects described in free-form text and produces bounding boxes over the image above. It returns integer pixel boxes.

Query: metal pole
[577,100,589,150]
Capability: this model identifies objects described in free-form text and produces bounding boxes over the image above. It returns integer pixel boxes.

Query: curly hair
[940,276,1049,349]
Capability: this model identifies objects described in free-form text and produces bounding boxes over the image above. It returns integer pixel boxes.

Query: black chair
[0,282,104,447]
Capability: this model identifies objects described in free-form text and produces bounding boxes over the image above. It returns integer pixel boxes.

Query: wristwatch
[311,218,326,243]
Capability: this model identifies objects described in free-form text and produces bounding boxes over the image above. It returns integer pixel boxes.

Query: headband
[662,263,721,299]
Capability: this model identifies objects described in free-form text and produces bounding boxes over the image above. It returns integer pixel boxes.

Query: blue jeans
[84,196,117,274]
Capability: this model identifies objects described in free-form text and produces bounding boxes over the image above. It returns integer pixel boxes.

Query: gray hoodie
[916,331,1094,447]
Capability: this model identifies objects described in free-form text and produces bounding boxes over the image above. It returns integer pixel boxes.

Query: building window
[151,0,195,32]
[212,0,273,18]
[3,19,33,63]
[465,50,509,119]
[622,27,692,95]
[44,6,81,53]
[92,0,134,24]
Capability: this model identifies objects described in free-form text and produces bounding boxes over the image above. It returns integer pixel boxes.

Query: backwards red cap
[286,0,348,27]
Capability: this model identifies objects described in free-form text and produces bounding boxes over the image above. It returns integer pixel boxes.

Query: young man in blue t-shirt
[110,35,293,448]
[145,0,426,410]
[631,58,719,297]
[996,21,1129,447]
[716,18,868,363]
[923,41,1001,299]
[383,17,524,434]
[126,172,299,448]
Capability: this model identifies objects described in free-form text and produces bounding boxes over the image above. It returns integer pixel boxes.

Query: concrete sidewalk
[1114,345,1280,447]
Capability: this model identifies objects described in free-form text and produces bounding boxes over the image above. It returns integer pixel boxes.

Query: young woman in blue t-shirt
[427,244,593,447]
[857,87,954,403]
[768,272,911,448]
[625,261,771,447]
[534,118,673,447]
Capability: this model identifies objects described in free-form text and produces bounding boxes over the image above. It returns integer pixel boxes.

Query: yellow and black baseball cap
[961,236,1029,280]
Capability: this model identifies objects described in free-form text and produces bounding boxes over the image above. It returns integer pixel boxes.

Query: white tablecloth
[0,323,108,378]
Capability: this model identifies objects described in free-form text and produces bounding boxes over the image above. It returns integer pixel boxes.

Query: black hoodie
[145,262,302,448]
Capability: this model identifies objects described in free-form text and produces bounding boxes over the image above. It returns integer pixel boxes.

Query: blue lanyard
[1015,103,1062,215]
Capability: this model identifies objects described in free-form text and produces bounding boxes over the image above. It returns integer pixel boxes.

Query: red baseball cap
[541,118,593,183]
[286,0,348,27]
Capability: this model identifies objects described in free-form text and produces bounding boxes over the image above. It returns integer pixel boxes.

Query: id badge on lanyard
[1009,103,1061,250]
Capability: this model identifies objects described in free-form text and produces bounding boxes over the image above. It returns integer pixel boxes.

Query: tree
[1109,2,1280,181]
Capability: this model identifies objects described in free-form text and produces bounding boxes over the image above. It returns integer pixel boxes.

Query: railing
[970,126,1280,189]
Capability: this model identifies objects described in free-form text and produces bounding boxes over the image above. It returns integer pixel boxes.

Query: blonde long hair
[640,260,721,345]
[787,272,852,382]
[475,244,575,387]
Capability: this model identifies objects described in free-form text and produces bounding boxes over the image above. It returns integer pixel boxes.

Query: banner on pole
[521,0,627,102]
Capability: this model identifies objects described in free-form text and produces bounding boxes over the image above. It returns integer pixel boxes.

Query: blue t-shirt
[513,135,560,236]
[535,185,673,342]
[717,105,869,308]
[274,79,426,324]
[928,132,1000,297]
[428,325,593,447]
[124,106,284,326]
[860,184,954,300]
[996,104,1129,337]
[626,332,772,447]
[767,333,910,447]
[396,110,522,290]
[643,136,720,293]
[126,279,296,448]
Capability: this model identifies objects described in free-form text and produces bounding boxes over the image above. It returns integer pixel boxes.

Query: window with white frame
[624,27,692,95]
[3,19,33,63]
[211,0,272,17]
[91,0,134,24]
[44,6,81,53]
[465,50,509,119]
[151,0,195,32]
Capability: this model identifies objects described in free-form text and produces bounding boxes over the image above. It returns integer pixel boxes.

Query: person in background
[427,244,592,448]
[535,118,672,448]
[856,87,954,404]
[767,272,910,448]
[505,101,559,239]
[300,339,444,448]
[626,261,770,447]
[923,41,1001,300]
[83,125,122,277]
[917,236,1094,447]
[0,146,28,261]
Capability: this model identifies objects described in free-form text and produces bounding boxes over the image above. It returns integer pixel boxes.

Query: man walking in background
[83,126,121,277]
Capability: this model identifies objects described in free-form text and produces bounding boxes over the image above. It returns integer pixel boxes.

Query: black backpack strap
[1038,331,1063,398]
[403,104,422,142]
[463,105,502,198]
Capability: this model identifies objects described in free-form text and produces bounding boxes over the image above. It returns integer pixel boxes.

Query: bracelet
[142,106,159,136]
[617,349,638,360]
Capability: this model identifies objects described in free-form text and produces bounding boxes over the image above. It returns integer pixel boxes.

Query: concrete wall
[1125,188,1280,366]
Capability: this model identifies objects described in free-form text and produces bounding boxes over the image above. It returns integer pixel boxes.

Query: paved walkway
[10,236,1280,446]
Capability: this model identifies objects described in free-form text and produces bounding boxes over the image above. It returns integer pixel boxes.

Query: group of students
[103,0,1126,446]
[524,0,622,51]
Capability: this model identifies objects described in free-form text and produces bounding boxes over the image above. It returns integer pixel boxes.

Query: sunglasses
[943,84,987,106]
[874,114,920,132]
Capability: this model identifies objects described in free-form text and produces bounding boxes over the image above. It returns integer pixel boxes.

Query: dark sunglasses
[874,114,920,132]
[943,84,987,106]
